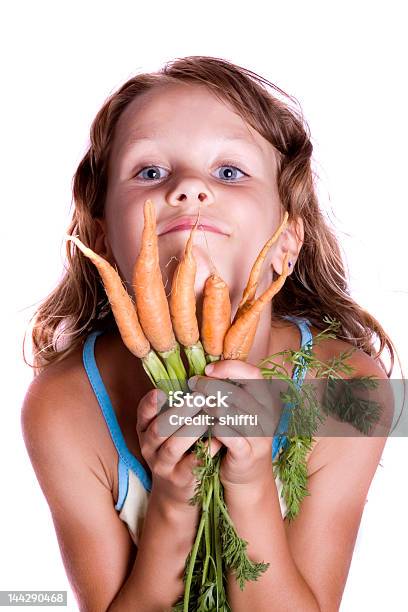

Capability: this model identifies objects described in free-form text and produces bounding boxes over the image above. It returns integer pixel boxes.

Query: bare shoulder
[306,330,394,467]
[21,344,117,504]
[23,349,88,408]
[308,326,390,380]
[22,346,88,437]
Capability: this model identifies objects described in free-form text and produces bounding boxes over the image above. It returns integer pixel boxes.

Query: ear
[94,218,115,265]
[270,215,304,276]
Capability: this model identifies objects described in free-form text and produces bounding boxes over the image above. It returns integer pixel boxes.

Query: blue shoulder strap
[82,331,152,511]
[272,315,313,459]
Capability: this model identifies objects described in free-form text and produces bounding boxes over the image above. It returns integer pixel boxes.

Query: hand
[136,388,223,509]
[188,360,282,491]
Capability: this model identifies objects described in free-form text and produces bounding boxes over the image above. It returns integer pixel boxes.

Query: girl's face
[102,82,285,311]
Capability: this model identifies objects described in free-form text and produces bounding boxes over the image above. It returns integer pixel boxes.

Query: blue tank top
[82,315,313,516]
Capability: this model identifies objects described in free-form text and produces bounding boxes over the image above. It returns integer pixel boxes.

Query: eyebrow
[122,133,260,153]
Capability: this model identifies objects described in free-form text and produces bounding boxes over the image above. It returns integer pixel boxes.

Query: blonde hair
[26,55,398,377]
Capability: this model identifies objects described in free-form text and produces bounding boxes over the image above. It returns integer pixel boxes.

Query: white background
[1,1,407,610]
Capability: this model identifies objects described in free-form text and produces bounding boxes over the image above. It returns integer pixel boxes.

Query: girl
[22,56,396,611]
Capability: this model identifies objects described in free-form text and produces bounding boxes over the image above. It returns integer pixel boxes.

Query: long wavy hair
[25,55,398,378]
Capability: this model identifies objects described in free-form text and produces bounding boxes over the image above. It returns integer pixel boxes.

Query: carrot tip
[144,199,156,221]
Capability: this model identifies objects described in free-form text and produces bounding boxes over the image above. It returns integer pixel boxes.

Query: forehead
[112,83,269,155]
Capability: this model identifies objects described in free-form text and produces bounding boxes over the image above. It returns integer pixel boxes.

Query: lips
[158,215,231,236]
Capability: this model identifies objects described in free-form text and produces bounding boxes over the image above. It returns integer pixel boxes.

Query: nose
[166,177,215,207]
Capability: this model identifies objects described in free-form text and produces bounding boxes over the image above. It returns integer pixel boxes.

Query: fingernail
[205,364,214,375]
[156,389,167,403]
[188,376,198,390]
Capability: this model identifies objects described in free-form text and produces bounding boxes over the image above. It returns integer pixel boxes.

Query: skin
[96,81,304,367]
[21,83,393,611]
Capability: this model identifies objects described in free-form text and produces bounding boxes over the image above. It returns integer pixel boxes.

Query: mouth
[158,216,231,237]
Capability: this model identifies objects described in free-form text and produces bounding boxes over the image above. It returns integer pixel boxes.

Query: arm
[223,433,388,612]
[21,375,199,612]
[108,489,198,611]
[224,477,320,611]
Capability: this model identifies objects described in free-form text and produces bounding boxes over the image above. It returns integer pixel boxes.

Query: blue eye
[215,164,246,181]
[136,166,169,181]
[134,162,248,182]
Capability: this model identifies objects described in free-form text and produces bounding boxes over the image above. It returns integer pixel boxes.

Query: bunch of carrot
[67,199,289,611]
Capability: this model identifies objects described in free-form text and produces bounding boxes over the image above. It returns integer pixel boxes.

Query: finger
[240,378,288,419]
[203,386,281,436]
[191,375,252,410]
[206,401,265,437]
[180,435,223,468]
[210,423,252,462]
[202,435,223,457]
[204,360,278,413]
[205,359,263,380]
[193,374,283,437]
[136,388,168,435]
[155,421,211,472]
[176,435,224,488]
[144,391,207,447]
[192,376,268,427]
[203,369,286,435]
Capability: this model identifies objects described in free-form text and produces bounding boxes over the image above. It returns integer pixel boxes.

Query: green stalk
[184,480,214,612]
[158,342,189,393]
[213,477,234,530]
[212,482,217,567]
[213,461,224,595]
[206,353,221,364]
[184,340,207,377]
[201,504,212,587]
[141,349,174,395]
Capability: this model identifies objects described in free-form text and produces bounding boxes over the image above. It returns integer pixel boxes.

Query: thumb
[203,436,223,457]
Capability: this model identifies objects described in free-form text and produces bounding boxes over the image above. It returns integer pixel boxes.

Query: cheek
[229,201,281,283]
[234,192,279,248]
[104,200,143,287]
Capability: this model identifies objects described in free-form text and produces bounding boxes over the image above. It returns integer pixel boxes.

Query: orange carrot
[234,212,289,322]
[230,312,259,361]
[223,252,290,361]
[169,216,200,347]
[132,199,177,354]
[201,273,231,359]
[66,236,150,359]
